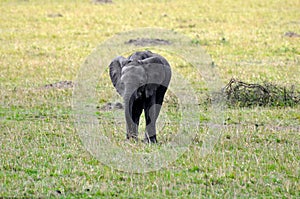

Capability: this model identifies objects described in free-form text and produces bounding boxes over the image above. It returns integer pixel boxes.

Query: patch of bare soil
[284,31,300,38]
[43,81,74,89]
[92,0,112,4]
[125,38,171,46]
[47,13,63,18]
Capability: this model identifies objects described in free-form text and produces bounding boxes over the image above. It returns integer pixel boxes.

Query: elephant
[109,50,172,143]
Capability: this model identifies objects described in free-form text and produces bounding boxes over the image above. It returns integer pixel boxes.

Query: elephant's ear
[109,56,127,95]
[142,57,167,84]
[142,57,167,98]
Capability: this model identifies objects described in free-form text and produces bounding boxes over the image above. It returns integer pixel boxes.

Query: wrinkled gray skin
[109,51,171,143]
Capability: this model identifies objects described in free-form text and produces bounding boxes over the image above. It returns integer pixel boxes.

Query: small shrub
[223,78,300,107]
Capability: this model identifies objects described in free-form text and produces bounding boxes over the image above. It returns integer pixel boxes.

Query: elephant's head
[109,55,167,99]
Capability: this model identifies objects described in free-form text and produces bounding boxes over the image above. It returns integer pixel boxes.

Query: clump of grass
[223,78,300,107]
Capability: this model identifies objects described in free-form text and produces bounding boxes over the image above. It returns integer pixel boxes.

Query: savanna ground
[0,0,299,198]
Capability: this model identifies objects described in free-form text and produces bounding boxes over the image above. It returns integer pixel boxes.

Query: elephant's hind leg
[144,86,168,143]
[144,96,161,143]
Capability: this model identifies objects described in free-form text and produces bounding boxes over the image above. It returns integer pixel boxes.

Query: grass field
[1,0,299,198]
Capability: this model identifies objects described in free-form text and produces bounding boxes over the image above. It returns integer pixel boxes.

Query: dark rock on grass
[114,102,123,109]
[125,38,171,46]
[44,80,74,89]
[99,102,123,111]
[284,31,300,38]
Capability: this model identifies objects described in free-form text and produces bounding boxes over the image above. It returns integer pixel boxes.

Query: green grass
[1,0,299,198]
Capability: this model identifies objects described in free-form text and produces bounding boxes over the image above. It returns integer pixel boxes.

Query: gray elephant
[109,50,172,143]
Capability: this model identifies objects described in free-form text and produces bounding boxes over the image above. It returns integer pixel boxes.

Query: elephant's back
[128,50,172,87]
